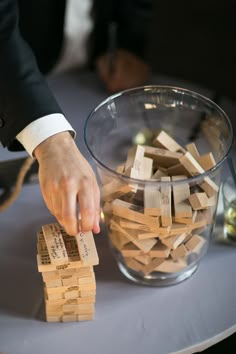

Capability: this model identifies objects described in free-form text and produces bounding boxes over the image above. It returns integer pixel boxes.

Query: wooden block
[101,180,133,202]
[186,142,200,160]
[144,146,183,168]
[161,232,189,250]
[119,220,169,234]
[164,223,190,237]
[135,254,152,265]
[201,207,214,225]
[110,219,157,253]
[63,290,80,299]
[46,292,64,301]
[46,303,95,316]
[167,163,189,176]
[44,278,62,288]
[197,152,216,171]
[141,257,165,274]
[174,210,197,225]
[189,211,207,231]
[142,157,153,180]
[120,243,142,257]
[77,274,95,285]
[111,199,160,228]
[179,152,219,197]
[137,232,158,240]
[172,175,192,218]
[79,290,96,297]
[147,242,170,258]
[170,244,188,260]
[62,314,77,322]
[152,130,184,152]
[129,145,145,179]
[109,230,129,250]
[46,315,62,322]
[59,267,93,277]
[46,283,96,297]
[131,145,145,172]
[207,194,217,207]
[124,146,137,175]
[61,276,79,287]
[45,296,96,307]
[63,303,95,314]
[151,169,167,179]
[185,234,206,253]
[37,253,85,272]
[138,226,170,238]
[189,192,208,210]
[78,314,94,321]
[125,257,143,272]
[155,258,187,273]
[160,177,172,227]
[119,220,151,231]
[42,224,68,265]
[144,186,161,216]
[75,231,99,266]
[183,232,193,244]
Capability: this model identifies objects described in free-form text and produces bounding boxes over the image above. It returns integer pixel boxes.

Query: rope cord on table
[0,156,36,212]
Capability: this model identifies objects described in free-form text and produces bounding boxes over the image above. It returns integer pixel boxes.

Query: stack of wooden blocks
[101,130,219,275]
[37,223,99,322]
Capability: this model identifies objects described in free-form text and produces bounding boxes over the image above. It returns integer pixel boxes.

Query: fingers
[47,176,100,237]
[92,181,101,234]
[35,132,101,237]
[78,176,101,234]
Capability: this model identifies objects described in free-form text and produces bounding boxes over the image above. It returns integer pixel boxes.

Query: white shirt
[16,0,92,156]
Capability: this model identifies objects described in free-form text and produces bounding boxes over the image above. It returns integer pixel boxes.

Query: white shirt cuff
[16,113,76,156]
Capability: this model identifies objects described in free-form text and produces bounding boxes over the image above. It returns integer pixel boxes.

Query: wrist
[34,131,74,161]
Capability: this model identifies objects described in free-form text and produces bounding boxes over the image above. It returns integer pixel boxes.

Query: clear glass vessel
[84,86,233,286]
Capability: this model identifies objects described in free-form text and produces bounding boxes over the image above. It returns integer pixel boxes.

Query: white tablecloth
[0,70,236,354]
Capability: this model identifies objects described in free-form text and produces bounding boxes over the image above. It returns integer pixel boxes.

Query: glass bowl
[84,85,233,286]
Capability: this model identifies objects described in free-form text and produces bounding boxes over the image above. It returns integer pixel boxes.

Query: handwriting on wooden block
[75,231,99,266]
[42,224,68,265]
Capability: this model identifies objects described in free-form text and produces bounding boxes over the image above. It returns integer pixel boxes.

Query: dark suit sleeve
[0,0,63,151]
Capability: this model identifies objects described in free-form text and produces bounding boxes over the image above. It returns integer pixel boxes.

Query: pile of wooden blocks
[101,130,219,275]
[37,223,99,322]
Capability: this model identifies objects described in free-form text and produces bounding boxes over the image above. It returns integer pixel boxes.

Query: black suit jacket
[0,0,153,152]
[0,0,64,151]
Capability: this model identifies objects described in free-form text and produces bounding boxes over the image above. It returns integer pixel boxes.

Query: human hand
[96,49,151,93]
[34,132,100,236]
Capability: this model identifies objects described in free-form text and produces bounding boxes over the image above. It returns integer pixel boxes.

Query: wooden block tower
[37,223,99,322]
